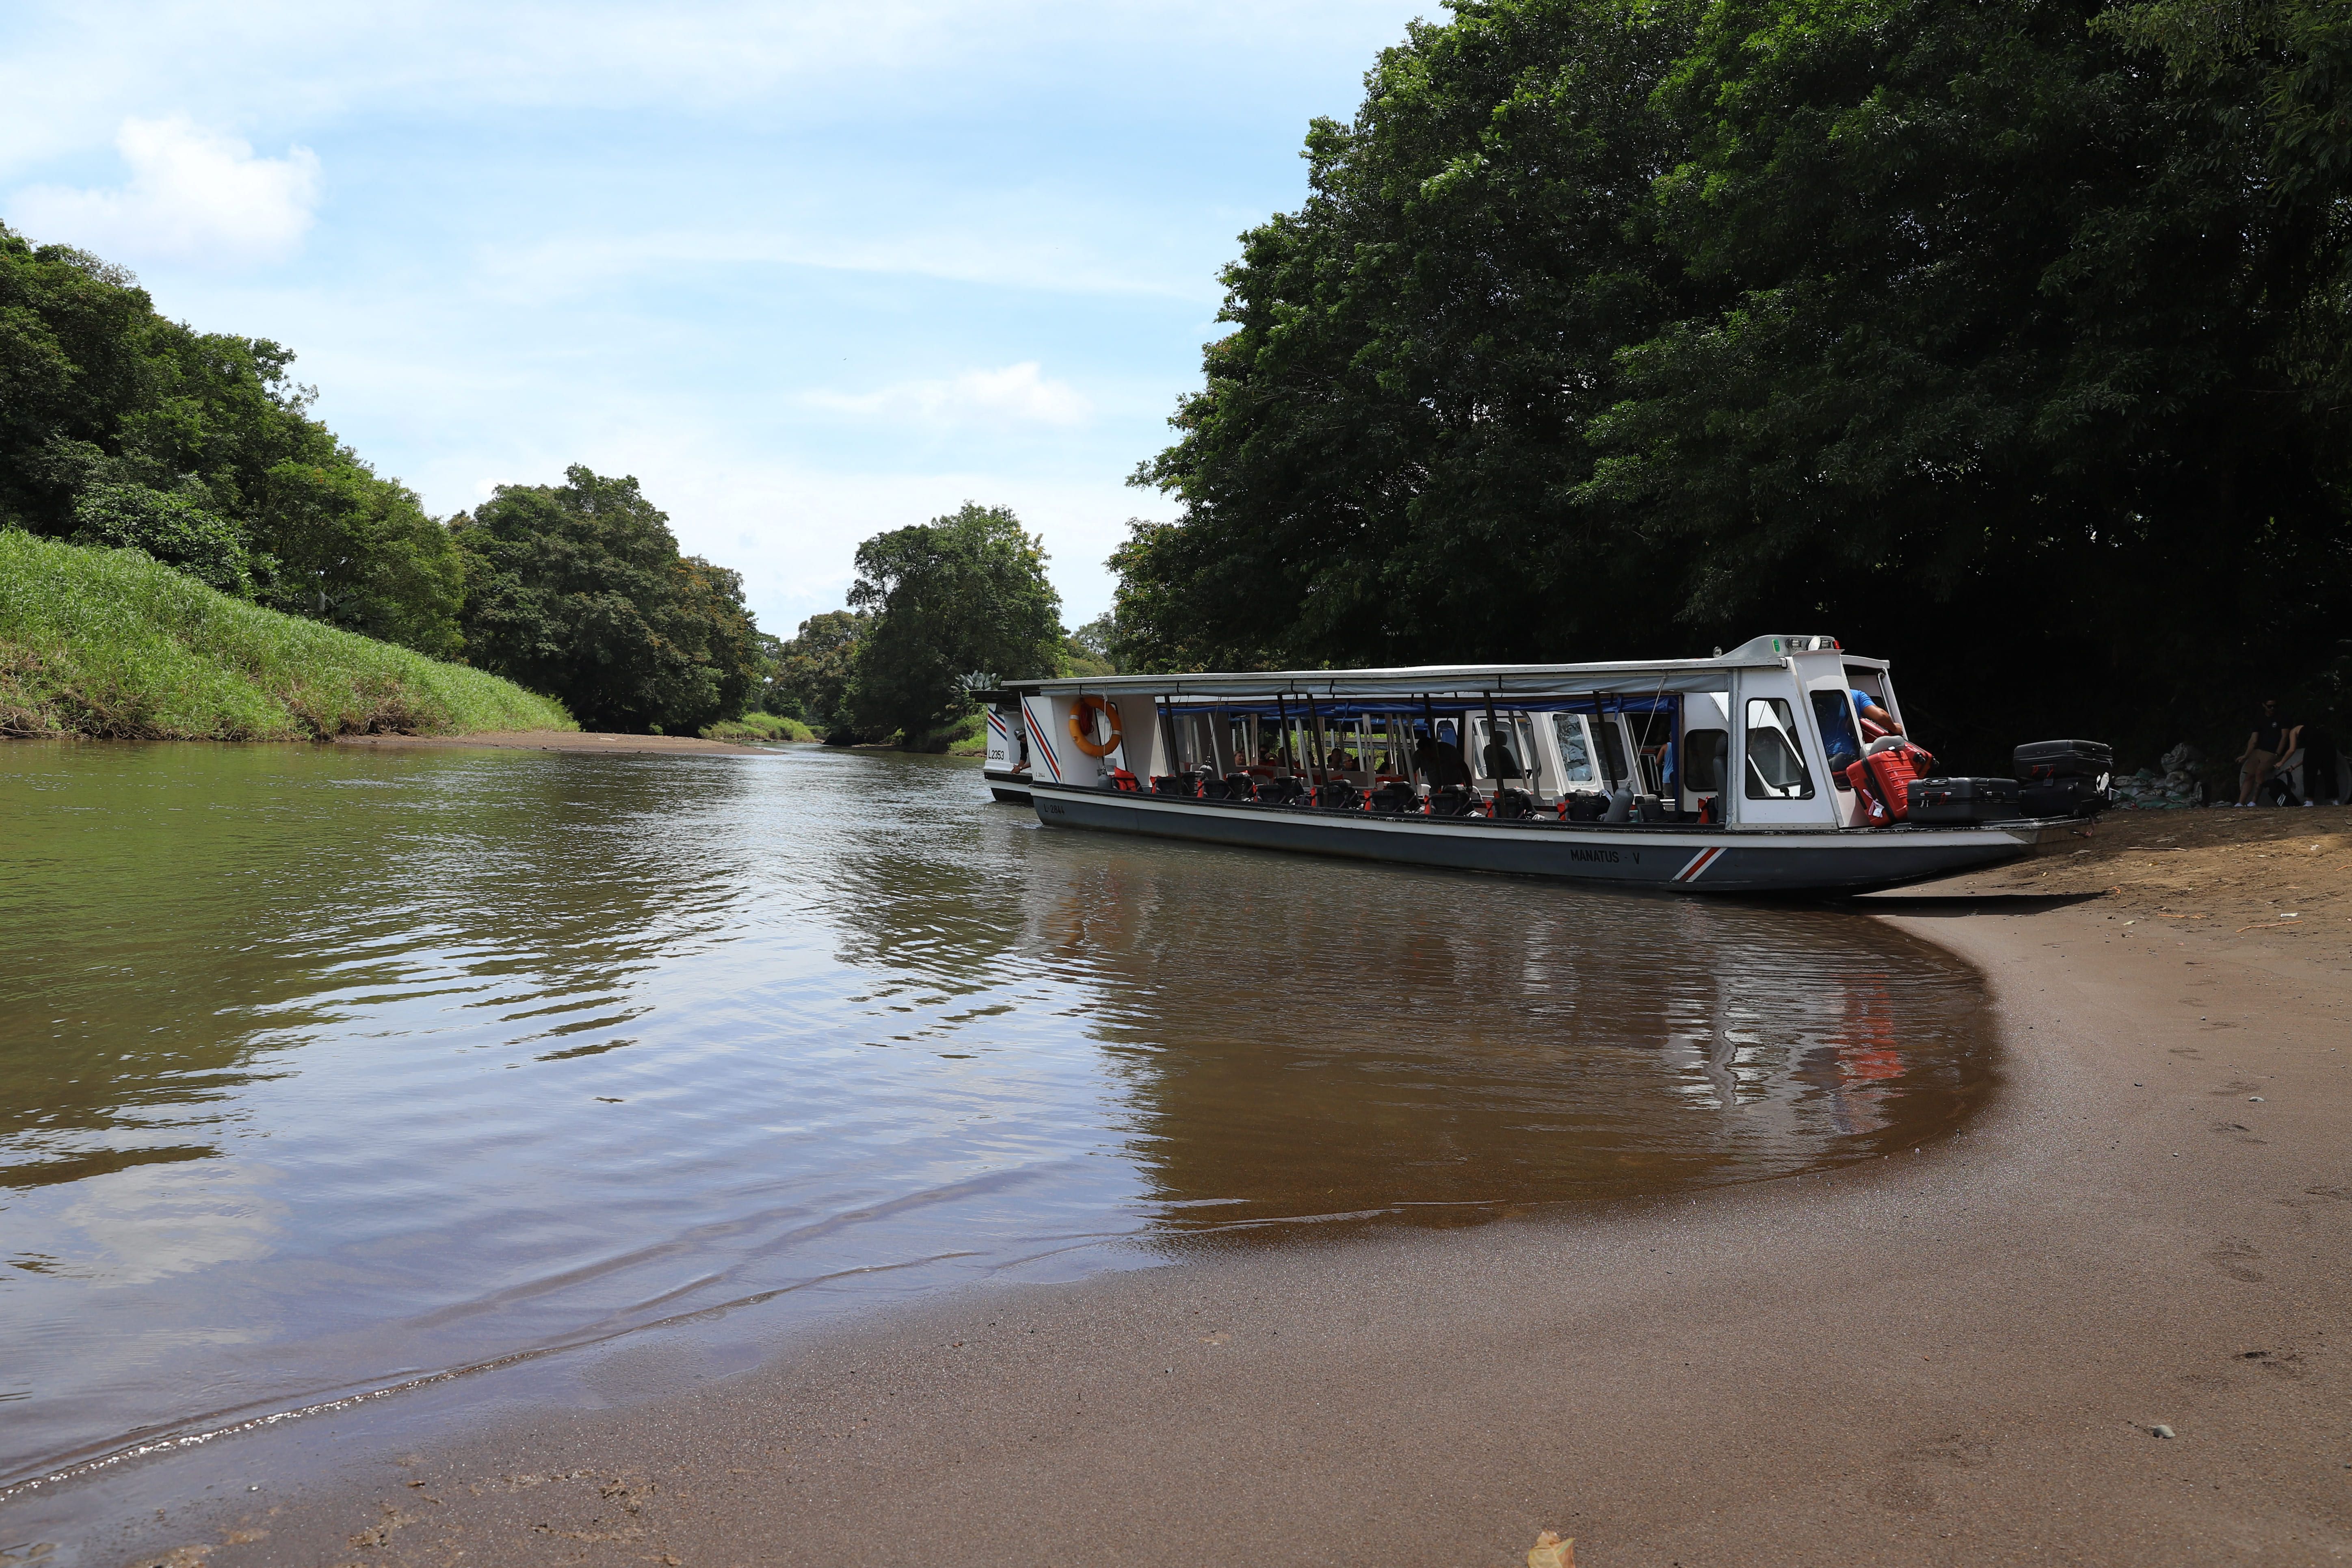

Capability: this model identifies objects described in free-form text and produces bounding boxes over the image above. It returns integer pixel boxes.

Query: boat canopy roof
[1012,635,1878,702]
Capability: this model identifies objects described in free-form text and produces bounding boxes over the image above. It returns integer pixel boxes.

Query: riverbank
[84,809,2352,1566]
[0,532,571,740]
[333,729,773,757]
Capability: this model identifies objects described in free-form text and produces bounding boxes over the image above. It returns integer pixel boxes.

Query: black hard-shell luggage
[1260,776,1308,807]
[2020,779,2108,818]
[1312,781,1361,811]
[2013,739,2113,783]
[1561,791,1608,822]
[1428,784,1477,817]
[1906,776,2022,824]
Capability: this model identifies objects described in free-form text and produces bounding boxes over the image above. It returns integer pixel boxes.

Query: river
[0,740,1994,1494]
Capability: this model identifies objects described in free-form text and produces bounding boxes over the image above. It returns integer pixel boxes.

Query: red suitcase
[1846,742,1935,826]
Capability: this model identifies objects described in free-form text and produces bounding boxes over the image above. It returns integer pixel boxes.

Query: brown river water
[0,741,1995,1500]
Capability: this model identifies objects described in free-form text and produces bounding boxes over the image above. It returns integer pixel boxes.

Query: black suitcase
[1906,776,2022,824]
[2020,779,2108,818]
[2013,738,2113,783]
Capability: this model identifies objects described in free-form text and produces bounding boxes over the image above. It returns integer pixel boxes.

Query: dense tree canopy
[845,503,1065,742]
[1119,0,2352,764]
[455,467,762,734]
[768,610,869,737]
[0,225,463,655]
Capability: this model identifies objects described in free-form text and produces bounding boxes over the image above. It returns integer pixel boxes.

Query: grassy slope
[0,532,574,740]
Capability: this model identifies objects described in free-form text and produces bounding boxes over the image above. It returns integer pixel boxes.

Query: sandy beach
[93,807,2352,1566]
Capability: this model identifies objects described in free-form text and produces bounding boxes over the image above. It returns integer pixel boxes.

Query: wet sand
[94,809,2352,1566]
[333,729,773,756]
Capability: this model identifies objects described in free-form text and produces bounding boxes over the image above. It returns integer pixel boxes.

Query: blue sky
[2,0,1432,634]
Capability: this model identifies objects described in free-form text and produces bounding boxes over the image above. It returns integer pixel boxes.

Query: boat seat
[1428,785,1480,818]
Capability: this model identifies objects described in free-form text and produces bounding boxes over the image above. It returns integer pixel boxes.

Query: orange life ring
[1068,695,1122,757]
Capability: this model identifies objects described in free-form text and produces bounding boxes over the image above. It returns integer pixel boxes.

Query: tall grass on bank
[700,712,817,742]
[0,532,574,740]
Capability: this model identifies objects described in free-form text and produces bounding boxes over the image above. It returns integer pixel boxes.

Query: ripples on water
[0,741,1993,1487]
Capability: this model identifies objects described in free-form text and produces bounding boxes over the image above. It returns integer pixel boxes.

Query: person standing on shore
[2236,699,2301,805]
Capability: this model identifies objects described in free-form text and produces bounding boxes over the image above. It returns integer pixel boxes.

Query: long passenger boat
[979,635,2091,895]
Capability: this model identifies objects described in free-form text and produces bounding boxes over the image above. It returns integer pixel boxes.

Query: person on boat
[1853,689,1903,738]
[1415,724,1469,787]
[1482,728,1525,782]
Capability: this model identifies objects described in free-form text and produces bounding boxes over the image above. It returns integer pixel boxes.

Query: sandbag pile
[2110,743,2205,810]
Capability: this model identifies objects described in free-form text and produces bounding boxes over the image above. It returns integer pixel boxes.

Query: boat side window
[1550,714,1597,785]
[1474,716,1532,781]
[1683,728,1729,794]
[1511,715,1542,789]
[1594,713,1631,789]
[1742,698,1816,799]
[1810,690,1860,791]
[1625,706,1673,796]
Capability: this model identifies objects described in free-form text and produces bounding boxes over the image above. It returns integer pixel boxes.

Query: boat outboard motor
[1312,780,1361,810]
[1368,780,1418,814]
[1194,768,1230,800]
[1223,772,1259,801]
[1603,787,1635,824]
[1428,784,1476,817]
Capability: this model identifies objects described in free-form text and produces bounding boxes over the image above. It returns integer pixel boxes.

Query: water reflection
[1006,835,1987,1231]
[0,742,1991,1492]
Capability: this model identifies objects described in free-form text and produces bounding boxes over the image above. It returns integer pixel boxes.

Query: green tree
[846,503,1064,742]
[257,460,463,656]
[1582,0,2348,753]
[1122,0,1697,672]
[455,466,761,733]
[1064,610,1119,677]
[1121,0,2352,763]
[1,224,464,655]
[772,610,870,740]
[68,482,257,597]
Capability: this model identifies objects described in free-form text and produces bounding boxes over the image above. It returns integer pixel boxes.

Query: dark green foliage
[846,503,1064,742]
[1122,0,2352,766]
[258,461,463,657]
[455,466,762,735]
[770,610,869,740]
[69,482,255,598]
[1122,0,1695,672]
[1065,611,1119,677]
[0,225,463,656]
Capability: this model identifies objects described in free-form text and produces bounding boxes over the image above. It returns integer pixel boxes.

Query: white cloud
[807,362,1092,429]
[8,116,320,267]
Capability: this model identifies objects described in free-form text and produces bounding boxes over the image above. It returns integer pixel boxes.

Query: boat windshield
[1811,689,1861,789]
[1744,698,1816,799]
[1550,715,1597,786]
